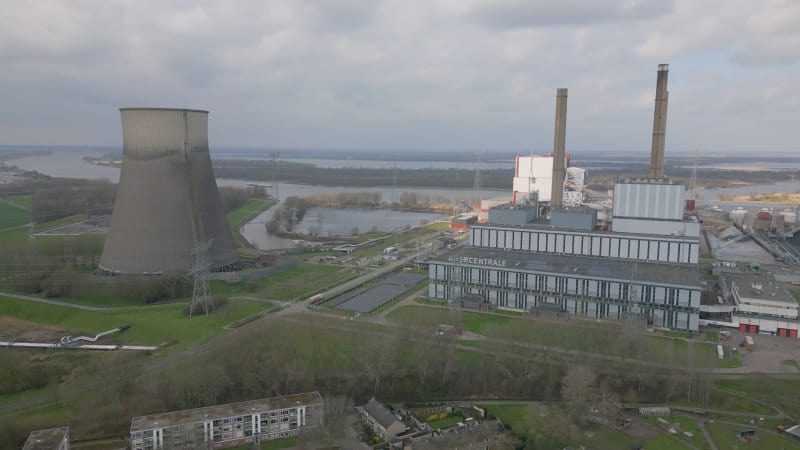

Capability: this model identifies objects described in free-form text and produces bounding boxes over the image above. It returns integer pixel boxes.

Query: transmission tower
[189,239,214,317]
[269,151,280,202]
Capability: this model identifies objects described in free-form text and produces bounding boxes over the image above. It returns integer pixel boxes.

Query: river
[8,150,500,250]
[9,150,800,250]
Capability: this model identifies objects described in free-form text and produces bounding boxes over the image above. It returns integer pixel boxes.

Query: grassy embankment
[227,197,272,248]
[0,296,267,352]
[210,263,354,302]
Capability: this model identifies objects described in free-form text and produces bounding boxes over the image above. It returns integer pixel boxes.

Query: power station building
[130,392,324,450]
[100,108,238,275]
[428,65,702,331]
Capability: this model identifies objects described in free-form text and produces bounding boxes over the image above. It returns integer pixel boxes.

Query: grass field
[427,414,463,429]
[716,378,800,419]
[642,434,694,449]
[705,421,797,449]
[385,305,677,364]
[488,404,636,449]
[0,195,30,229]
[0,296,267,351]
[642,415,705,448]
[212,263,357,301]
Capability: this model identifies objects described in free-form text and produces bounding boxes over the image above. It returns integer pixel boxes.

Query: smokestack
[551,88,568,210]
[649,64,669,178]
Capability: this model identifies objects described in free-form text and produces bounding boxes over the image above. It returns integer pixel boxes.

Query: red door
[739,323,747,332]
[790,329,798,338]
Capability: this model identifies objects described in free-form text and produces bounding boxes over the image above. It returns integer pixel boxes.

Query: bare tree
[561,365,597,422]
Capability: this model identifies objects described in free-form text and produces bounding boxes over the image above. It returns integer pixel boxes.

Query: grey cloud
[456,0,674,29]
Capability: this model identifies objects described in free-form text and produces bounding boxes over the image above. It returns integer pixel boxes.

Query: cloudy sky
[1,0,798,153]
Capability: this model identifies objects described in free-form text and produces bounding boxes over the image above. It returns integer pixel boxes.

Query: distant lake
[239,205,446,250]
[294,207,446,236]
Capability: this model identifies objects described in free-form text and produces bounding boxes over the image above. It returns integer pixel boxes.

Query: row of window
[432,265,698,307]
[471,227,698,264]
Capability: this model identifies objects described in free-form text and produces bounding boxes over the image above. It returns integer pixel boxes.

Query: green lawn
[0,196,31,229]
[695,342,733,368]
[427,414,463,429]
[3,194,33,209]
[212,263,356,301]
[706,422,798,449]
[672,339,688,366]
[385,305,676,364]
[716,378,800,418]
[642,434,694,449]
[643,415,705,447]
[0,296,267,351]
[488,404,636,449]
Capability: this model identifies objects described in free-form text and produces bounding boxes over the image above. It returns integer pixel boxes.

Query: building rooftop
[359,398,402,430]
[432,247,700,287]
[130,392,323,432]
[723,273,797,304]
[23,427,68,450]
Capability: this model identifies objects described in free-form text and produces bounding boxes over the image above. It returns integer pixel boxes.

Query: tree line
[212,159,513,190]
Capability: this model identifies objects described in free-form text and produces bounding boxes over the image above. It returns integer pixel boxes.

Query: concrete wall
[611,217,700,238]
[488,206,537,226]
[613,181,685,220]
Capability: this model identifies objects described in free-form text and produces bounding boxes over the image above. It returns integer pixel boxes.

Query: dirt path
[0,291,107,311]
[696,419,719,450]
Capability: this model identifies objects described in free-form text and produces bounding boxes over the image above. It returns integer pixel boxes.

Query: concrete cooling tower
[99,108,239,275]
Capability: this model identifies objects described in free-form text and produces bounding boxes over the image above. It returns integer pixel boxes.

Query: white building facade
[130,392,324,450]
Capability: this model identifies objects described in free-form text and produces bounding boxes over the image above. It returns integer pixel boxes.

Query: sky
[1,0,798,153]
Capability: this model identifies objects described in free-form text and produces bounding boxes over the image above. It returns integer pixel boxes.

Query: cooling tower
[99,108,239,275]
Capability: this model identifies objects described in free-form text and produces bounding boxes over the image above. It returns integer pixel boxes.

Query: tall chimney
[551,88,568,210]
[649,64,669,178]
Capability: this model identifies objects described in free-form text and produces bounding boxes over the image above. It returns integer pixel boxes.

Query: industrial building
[428,64,702,331]
[703,272,800,337]
[100,108,238,275]
[22,427,69,450]
[129,392,323,450]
